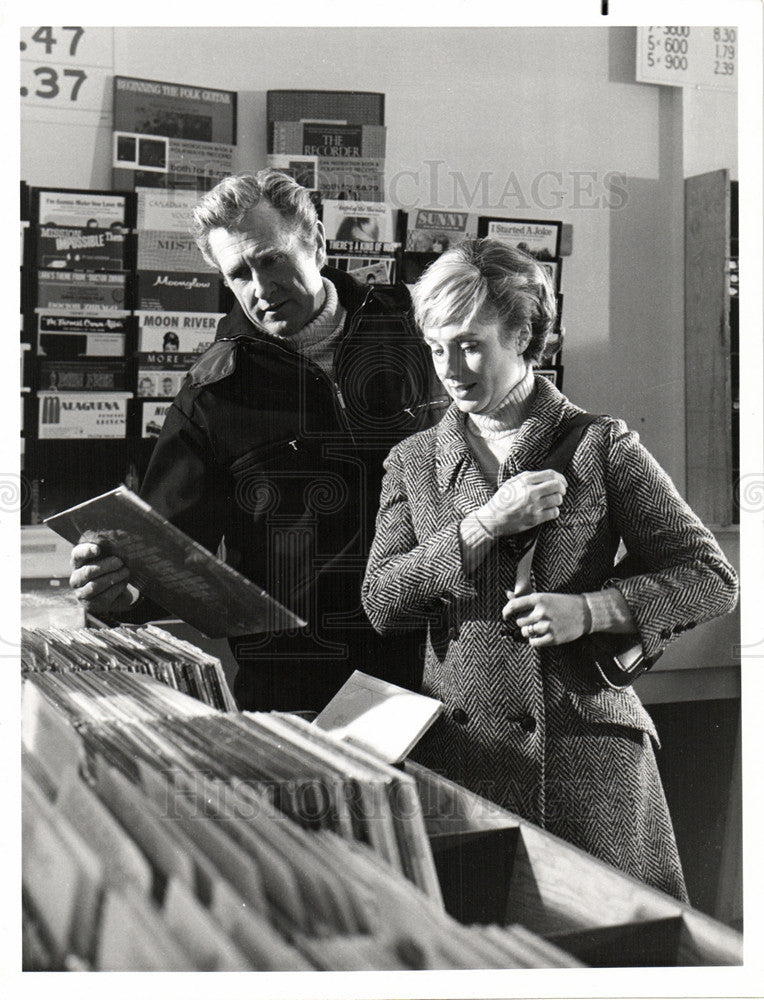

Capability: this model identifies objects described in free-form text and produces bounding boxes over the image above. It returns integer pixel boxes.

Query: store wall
[20,25,736,490]
[683,87,738,180]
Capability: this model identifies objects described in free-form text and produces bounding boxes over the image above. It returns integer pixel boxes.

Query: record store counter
[20,626,743,972]
[407,761,743,968]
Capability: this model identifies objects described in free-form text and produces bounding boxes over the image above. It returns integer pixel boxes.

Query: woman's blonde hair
[410,238,557,363]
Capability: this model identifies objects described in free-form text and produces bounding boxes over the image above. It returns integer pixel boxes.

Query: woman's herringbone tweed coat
[362,375,738,901]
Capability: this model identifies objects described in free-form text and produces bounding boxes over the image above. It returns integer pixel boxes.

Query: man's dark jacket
[136,266,445,711]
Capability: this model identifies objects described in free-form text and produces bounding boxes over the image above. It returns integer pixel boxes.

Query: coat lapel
[499,375,580,480]
[435,404,493,515]
[434,376,583,514]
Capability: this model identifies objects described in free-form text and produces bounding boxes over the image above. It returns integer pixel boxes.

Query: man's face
[209,201,325,338]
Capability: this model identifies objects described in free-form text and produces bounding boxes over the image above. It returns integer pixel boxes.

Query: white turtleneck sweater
[269,278,346,379]
[465,367,536,484]
[458,368,536,560]
[458,370,635,636]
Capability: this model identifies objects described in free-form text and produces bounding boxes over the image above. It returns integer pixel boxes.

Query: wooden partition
[685,168,735,526]
[406,762,743,967]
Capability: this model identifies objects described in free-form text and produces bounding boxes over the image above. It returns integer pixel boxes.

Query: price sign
[20,26,113,116]
[637,26,737,91]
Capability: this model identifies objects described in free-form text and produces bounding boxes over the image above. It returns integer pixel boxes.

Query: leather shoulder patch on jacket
[187,339,238,387]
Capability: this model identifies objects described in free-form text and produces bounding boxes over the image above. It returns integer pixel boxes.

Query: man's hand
[503,591,589,646]
[69,541,135,615]
[477,469,567,538]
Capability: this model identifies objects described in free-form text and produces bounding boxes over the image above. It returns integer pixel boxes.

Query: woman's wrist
[472,509,499,540]
[461,510,497,546]
[580,594,593,635]
[583,588,637,634]
[459,512,495,572]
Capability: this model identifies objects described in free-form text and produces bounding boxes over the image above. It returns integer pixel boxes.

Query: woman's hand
[503,591,590,646]
[476,469,567,538]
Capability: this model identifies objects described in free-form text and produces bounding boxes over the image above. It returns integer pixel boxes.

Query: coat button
[452,708,469,725]
[519,714,536,733]
[500,619,525,641]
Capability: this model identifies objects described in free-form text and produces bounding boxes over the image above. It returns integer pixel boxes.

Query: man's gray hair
[192,169,323,268]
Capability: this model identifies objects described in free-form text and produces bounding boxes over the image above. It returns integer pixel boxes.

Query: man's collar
[321,264,370,313]
[215,265,368,344]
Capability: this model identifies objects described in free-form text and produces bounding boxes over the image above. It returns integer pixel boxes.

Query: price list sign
[637,26,737,91]
[20,26,114,120]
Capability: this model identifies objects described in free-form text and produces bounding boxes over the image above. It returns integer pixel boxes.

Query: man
[70,170,443,711]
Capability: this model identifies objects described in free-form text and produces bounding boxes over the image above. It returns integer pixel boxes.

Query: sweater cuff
[583,587,637,634]
[460,510,494,545]
[459,511,494,573]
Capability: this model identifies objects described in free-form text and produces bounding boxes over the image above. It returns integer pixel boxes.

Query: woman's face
[423,312,529,414]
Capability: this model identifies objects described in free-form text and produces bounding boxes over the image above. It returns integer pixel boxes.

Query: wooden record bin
[405,761,743,968]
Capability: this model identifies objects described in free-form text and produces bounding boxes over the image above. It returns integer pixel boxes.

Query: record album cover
[44,487,306,638]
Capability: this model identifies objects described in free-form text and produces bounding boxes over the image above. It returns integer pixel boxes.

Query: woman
[362,239,738,900]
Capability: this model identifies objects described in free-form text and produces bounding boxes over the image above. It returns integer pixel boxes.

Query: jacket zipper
[252,284,376,449]
[235,286,435,439]
[252,336,359,447]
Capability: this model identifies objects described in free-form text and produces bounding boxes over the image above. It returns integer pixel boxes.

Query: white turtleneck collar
[287,278,343,349]
[466,366,536,441]
[266,278,346,378]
